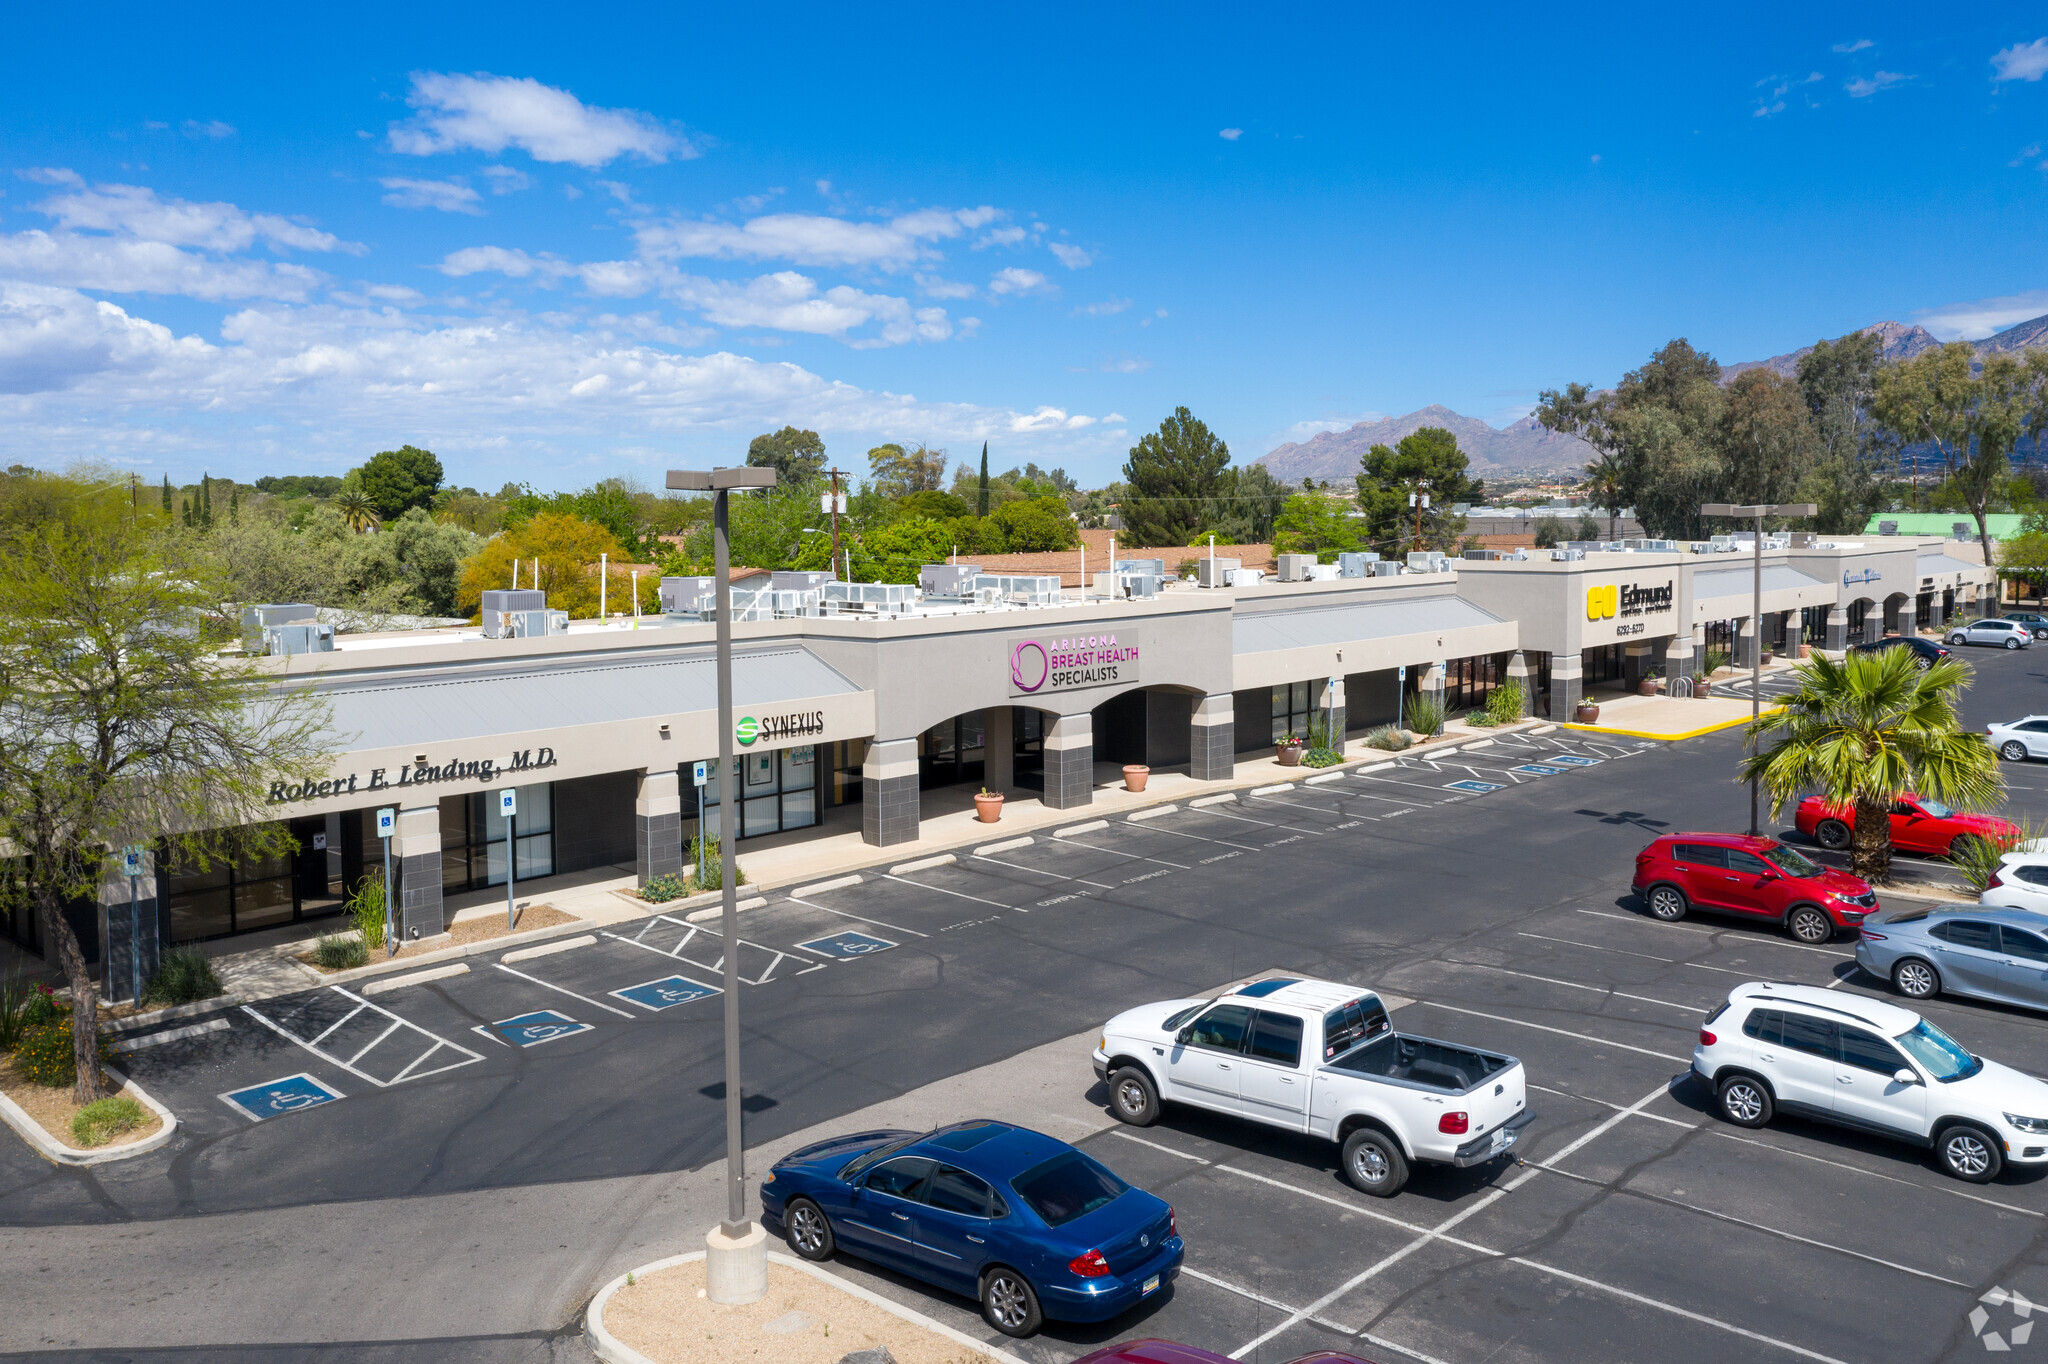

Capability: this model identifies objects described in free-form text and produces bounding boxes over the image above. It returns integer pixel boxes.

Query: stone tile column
[1550,652,1583,718]
[98,849,160,1005]
[395,803,444,942]
[1190,693,1234,779]
[1863,607,1887,645]
[1043,711,1094,810]
[1663,635,1694,689]
[1896,597,1917,638]
[1825,605,1848,652]
[1783,611,1805,658]
[1624,641,1652,690]
[1734,616,1758,668]
[1506,651,1538,717]
[636,768,683,887]
[861,738,920,847]
[984,707,1014,793]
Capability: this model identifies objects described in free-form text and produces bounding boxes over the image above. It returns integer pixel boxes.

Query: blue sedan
[760,1119,1183,1337]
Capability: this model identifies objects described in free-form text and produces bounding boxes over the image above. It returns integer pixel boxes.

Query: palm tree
[335,490,379,535]
[1740,648,2002,883]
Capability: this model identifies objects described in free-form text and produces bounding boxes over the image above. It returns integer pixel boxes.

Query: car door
[1997,924,2048,1011]
[1673,842,1734,909]
[2020,720,2048,758]
[1928,919,2004,998]
[913,1165,997,1292]
[1744,1007,1837,1115]
[1165,1003,1251,1115]
[1237,1008,1312,1130]
[1720,849,1788,918]
[841,1155,935,1272]
[1831,1024,1928,1138]
[1889,800,1942,854]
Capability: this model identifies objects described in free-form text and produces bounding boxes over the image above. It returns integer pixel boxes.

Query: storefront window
[1271,681,1313,742]
[438,783,555,891]
[919,716,985,789]
[698,746,822,840]
[164,823,334,943]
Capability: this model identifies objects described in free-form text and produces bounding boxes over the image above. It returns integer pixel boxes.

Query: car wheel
[1647,883,1688,922]
[1110,1066,1161,1126]
[784,1198,835,1261]
[1915,656,1933,671]
[1938,1124,2005,1183]
[1893,957,1941,1000]
[1815,819,1852,851]
[1340,1127,1410,1197]
[2007,637,2022,650]
[1716,1073,1773,1127]
[1787,905,1833,944]
[2003,740,2029,762]
[980,1267,1043,1338]
[1949,633,1967,645]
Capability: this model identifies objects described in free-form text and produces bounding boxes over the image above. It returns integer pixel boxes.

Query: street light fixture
[665,462,778,1302]
[1703,501,1817,837]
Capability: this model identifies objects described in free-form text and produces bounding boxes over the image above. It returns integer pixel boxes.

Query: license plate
[1491,1126,1511,1153]
[1142,1275,1160,1296]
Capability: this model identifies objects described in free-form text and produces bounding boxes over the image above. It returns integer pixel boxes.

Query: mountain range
[1258,311,2048,483]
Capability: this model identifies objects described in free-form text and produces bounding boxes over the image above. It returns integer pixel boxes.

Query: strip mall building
[6,535,1995,989]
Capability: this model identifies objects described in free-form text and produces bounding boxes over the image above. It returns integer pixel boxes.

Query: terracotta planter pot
[1637,679,1658,696]
[1123,764,1150,793]
[1696,681,1716,698]
[973,793,1004,823]
[1276,745,1302,767]
[1761,650,1774,665]
[1574,703,1601,723]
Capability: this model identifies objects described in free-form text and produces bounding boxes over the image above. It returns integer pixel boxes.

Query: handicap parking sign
[488,1009,592,1048]
[1547,755,1601,767]
[1444,780,1503,794]
[1512,764,1564,776]
[612,974,722,1011]
[220,1072,344,1122]
[798,931,897,960]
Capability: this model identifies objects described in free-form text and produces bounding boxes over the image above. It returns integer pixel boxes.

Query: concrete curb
[1561,705,1780,743]
[0,1064,179,1167]
[104,993,244,1035]
[585,1249,1028,1364]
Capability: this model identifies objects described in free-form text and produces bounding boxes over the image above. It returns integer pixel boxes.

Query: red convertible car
[1795,793,2018,858]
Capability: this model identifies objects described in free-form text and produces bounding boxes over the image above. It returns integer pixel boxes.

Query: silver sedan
[1856,907,2048,1012]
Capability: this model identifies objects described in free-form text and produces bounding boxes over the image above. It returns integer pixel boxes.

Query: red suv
[1795,793,2018,857]
[1632,833,1877,943]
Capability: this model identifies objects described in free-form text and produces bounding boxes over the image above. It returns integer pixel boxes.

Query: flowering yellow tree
[457,512,625,619]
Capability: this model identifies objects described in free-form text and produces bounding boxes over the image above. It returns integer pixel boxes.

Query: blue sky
[3,4,2046,491]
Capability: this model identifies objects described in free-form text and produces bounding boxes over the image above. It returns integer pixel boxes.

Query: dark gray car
[1855,906,2048,1012]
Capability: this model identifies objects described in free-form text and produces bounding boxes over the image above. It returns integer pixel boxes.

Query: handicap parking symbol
[1444,779,1504,793]
[1547,755,1601,767]
[798,931,897,960]
[486,1009,593,1048]
[220,1072,344,1122]
[1512,764,1564,776]
[612,974,722,1012]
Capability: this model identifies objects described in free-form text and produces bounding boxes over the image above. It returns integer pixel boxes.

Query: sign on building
[1007,629,1142,697]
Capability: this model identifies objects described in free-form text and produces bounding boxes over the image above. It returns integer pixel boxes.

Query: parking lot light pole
[1704,502,1817,836]
[668,463,777,1305]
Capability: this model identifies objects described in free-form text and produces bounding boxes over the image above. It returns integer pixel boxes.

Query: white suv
[1692,981,2048,1182]
[1983,853,2048,915]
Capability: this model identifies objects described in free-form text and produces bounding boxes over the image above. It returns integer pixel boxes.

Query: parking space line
[1527,1081,1696,1127]
[1237,796,1331,831]
[241,989,485,1089]
[1446,960,1704,1013]
[1176,1266,1358,1336]
[346,1019,404,1066]
[879,873,1028,912]
[783,892,930,938]
[306,1004,366,1048]
[493,961,636,1018]
[972,853,1114,888]
[1120,820,1261,853]
[1517,931,1768,979]
[242,1005,386,1087]
[1709,1128,2043,1217]
[1572,910,1854,959]
[1410,999,1691,1063]
[1043,835,1189,870]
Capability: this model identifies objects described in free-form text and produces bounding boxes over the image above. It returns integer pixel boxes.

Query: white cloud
[1074,297,1130,317]
[1219,128,1243,140]
[479,165,532,194]
[1833,38,1873,54]
[915,273,978,300]
[1914,288,2048,340]
[1270,414,1386,446]
[19,167,83,187]
[664,271,954,346]
[33,181,355,253]
[365,284,423,303]
[380,177,484,215]
[1068,354,1149,374]
[0,230,323,300]
[988,267,1051,297]
[1008,407,1098,432]
[1845,70,1909,97]
[636,206,998,270]
[438,245,564,278]
[975,225,1028,249]
[182,119,236,139]
[0,281,213,394]
[2011,143,2044,168]
[1993,38,2048,82]
[1048,242,1092,269]
[388,72,687,167]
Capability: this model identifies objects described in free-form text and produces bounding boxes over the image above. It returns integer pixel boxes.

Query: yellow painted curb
[1561,704,1783,743]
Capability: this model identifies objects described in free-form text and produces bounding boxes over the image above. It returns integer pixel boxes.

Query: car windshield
[839,1135,919,1181]
[1915,799,1956,819]
[1758,844,1823,878]
[1010,1150,1129,1227]
[1894,1019,1982,1082]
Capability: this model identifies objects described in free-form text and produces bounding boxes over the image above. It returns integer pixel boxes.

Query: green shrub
[686,834,746,890]
[1364,725,1411,752]
[1464,710,1497,728]
[14,1019,111,1087]
[642,873,688,903]
[20,982,62,1030]
[0,979,56,1051]
[1405,693,1445,739]
[312,933,369,971]
[71,1095,148,1147]
[349,874,387,950]
[1485,680,1525,726]
[1702,645,1731,676]
[1302,747,1343,768]
[141,947,223,1007]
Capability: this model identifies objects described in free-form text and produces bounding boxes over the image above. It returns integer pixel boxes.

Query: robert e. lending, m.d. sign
[1008,629,1142,697]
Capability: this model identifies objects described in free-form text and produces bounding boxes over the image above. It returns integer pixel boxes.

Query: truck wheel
[1110,1067,1160,1126]
[1340,1128,1409,1197]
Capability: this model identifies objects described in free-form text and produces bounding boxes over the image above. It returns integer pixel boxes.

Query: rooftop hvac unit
[659,576,714,614]
[1790,531,1817,548]
[240,603,318,653]
[919,563,983,597]
[972,573,1063,605]
[1877,521,1899,535]
[1462,549,1503,561]
[507,609,569,639]
[1196,556,1241,588]
[1276,553,1317,582]
[1551,548,1586,562]
[821,580,920,609]
[1092,571,1158,600]
[1228,567,1264,588]
[1309,563,1340,580]
[1953,522,1972,539]
[1366,560,1405,577]
[263,621,335,656]
[772,570,836,591]
[1625,538,1678,553]
[1336,552,1380,578]
[1503,548,1532,561]
[1113,558,1166,577]
[480,589,547,638]
[1406,551,1449,573]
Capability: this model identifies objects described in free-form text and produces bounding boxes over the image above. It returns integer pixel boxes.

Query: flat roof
[1691,563,1829,598]
[1231,592,1504,655]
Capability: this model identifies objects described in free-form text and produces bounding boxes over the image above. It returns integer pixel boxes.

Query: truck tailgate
[1462,1060,1529,1147]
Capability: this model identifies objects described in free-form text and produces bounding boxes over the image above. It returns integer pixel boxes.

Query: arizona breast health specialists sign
[1585,579,1675,639]
[1008,629,1142,697]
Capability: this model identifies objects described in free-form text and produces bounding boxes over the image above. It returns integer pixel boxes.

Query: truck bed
[1324,1032,1514,1095]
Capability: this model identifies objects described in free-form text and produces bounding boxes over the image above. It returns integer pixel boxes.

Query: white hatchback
[1692,981,2048,1182]
[1949,619,2034,650]
[1983,853,2048,915]
[1987,715,2048,763]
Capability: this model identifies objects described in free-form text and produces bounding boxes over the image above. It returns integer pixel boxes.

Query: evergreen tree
[1122,407,1232,546]
[200,472,213,528]
[160,474,172,512]
[977,442,991,518]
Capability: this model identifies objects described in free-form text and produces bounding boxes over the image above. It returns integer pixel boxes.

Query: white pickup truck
[1091,976,1533,1196]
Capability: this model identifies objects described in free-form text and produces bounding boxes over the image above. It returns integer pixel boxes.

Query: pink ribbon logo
[1010,639,1050,692]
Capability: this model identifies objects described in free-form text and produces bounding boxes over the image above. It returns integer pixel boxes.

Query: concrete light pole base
[704,1221,768,1304]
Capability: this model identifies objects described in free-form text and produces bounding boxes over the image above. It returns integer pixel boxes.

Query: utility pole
[825,467,847,579]
[1704,501,1817,836]
[1410,480,1432,553]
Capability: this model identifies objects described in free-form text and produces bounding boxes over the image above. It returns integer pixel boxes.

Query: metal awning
[1917,553,1993,579]
[1691,564,1828,600]
[1232,594,1506,655]
[315,645,861,751]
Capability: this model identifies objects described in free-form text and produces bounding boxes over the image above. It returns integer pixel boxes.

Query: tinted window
[2019,866,2048,887]
[1837,1026,1905,1075]
[2003,926,2048,962]
[1758,845,1822,878]
[1674,844,1728,869]
[865,1156,935,1200]
[2022,722,2048,734]
[1187,1004,1252,1053]
[840,1136,918,1181]
[1010,1150,1128,1228]
[1779,1013,1837,1058]
[1248,1011,1304,1067]
[1322,998,1391,1059]
[925,1165,994,1217]
[1942,920,2000,951]
[1741,1008,1782,1045]
[1727,851,1773,876]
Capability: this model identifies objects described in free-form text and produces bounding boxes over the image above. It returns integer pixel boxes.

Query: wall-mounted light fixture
[659,723,671,738]
[414,753,427,764]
